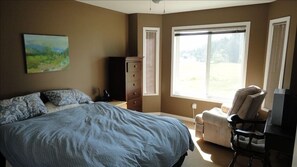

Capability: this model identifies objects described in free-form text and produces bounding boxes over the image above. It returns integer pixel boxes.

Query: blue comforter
[0,102,194,167]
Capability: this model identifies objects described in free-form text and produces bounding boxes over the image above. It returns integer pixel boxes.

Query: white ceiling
[76,0,275,14]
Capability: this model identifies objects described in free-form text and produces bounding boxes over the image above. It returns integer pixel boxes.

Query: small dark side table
[264,112,295,166]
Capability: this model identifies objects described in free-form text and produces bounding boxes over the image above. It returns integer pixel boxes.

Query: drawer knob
[133,92,137,95]
[133,83,135,86]
[133,101,137,104]
[134,65,137,68]
[133,74,135,77]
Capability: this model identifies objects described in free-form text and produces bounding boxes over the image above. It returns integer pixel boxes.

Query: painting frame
[22,33,70,74]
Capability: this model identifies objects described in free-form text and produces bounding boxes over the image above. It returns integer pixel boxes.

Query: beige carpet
[182,122,291,167]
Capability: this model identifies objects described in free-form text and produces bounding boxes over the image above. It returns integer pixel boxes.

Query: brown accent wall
[0,0,128,99]
[291,31,297,94]
[128,14,138,56]
[161,4,270,117]
[268,1,297,89]
[133,14,163,113]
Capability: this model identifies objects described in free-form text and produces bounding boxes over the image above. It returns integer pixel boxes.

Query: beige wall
[268,1,297,89]
[161,4,270,117]
[0,1,128,99]
[138,14,163,113]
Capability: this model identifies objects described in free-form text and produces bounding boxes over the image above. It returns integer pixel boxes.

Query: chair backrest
[228,86,267,120]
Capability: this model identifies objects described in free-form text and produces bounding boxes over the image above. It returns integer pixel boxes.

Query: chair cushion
[228,86,261,116]
[202,108,228,127]
[234,134,265,153]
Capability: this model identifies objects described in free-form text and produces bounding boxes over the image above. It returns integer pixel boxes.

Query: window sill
[170,94,232,104]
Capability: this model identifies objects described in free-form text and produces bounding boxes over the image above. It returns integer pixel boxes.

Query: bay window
[171,22,250,102]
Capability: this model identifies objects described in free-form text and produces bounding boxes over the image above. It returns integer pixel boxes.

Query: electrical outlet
[192,103,197,110]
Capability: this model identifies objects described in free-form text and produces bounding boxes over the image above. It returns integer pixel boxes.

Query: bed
[0,89,194,167]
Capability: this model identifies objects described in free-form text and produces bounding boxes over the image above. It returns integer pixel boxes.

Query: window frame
[143,27,160,96]
[263,16,290,111]
[170,22,251,103]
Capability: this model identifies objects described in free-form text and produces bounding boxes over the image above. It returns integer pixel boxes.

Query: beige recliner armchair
[195,86,266,147]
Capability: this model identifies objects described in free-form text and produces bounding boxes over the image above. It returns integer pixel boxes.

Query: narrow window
[171,22,250,103]
[263,16,290,110]
[143,27,160,96]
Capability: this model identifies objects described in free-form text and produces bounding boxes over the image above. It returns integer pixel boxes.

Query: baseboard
[146,112,195,123]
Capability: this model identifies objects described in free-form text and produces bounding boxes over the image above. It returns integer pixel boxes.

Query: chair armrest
[228,114,266,137]
[235,129,265,139]
[227,114,266,125]
[202,108,229,127]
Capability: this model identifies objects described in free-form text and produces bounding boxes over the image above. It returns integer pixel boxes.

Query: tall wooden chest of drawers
[108,57,142,111]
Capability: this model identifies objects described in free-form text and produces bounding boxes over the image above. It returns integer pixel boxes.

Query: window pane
[145,31,157,94]
[143,28,159,96]
[264,23,287,109]
[172,23,249,102]
[173,35,207,98]
[208,33,245,99]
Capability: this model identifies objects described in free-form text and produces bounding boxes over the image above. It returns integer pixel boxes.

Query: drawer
[126,71,141,81]
[127,98,142,111]
[127,62,141,73]
[126,81,141,92]
[127,88,141,99]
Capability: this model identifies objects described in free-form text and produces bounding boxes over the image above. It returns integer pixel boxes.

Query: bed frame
[0,152,188,167]
[173,152,188,167]
[0,153,5,167]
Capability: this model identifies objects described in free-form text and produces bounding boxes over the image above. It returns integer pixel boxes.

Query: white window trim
[264,16,290,89]
[263,16,290,111]
[170,21,251,103]
[143,27,160,96]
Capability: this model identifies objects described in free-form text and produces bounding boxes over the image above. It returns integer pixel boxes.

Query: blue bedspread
[0,102,194,167]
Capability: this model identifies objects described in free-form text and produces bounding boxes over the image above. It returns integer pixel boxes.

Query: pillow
[43,90,78,106]
[0,92,47,125]
[72,89,92,104]
[43,89,92,106]
[45,102,81,113]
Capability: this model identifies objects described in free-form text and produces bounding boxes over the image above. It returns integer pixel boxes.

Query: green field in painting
[26,53,69,73]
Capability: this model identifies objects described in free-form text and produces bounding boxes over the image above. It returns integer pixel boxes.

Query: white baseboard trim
[146,112,195,123]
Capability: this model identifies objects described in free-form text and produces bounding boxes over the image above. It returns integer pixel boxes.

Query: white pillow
[45,102,81,113]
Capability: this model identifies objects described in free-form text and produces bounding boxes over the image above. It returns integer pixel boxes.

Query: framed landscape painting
[23,34,69,73]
